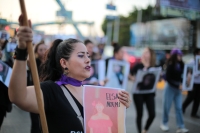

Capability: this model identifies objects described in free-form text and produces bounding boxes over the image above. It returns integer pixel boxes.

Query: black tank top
[41,80,84,133]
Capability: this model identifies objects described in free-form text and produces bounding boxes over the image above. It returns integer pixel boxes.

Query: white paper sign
[182,64,195,91]
[105,60,130,90]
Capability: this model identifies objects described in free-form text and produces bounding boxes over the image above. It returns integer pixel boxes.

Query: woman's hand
[118,91,131,109]
[17,15,33,49]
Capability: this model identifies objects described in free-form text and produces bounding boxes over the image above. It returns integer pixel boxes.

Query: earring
[64,67,69,75]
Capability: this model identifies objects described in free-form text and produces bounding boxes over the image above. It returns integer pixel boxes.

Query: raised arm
[8,16,40,113]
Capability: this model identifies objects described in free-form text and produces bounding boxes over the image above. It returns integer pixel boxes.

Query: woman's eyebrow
[77,51,89,54]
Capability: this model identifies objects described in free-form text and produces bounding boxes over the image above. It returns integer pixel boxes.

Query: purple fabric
[170,48,183,56]
[55,74,82,86]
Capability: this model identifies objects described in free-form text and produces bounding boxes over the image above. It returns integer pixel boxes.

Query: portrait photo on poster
[182,64,195,91]
[132,68,161,94]
[0,60,12,87]
[105,60,130,90]
[195,55,200,74]
[83,85,126,133]
[83,60,105,85]
[0,31,9,40]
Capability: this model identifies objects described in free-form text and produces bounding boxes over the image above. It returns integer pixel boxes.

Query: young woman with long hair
[129,47,156,133]
[160,49,188,133]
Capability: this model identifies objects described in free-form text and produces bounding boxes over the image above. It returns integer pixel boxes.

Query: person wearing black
[160,49,188,133]
[8,16,131,133]
[182,48,200,119]
[0,46,12,129]
[129,47,156,133]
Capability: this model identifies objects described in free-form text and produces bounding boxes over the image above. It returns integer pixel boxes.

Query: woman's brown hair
[34,40,45,57]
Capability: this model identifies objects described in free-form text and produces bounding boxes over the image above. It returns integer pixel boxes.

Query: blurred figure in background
[34,40,48,73]
[105,43,124,73]
[28,41,47,133]
[129,47,156,133]
[182,48,200,119]
[0,46,12,129]
[84,39,94,61]
[160,49,188,133]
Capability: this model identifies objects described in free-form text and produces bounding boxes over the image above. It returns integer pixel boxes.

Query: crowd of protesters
[0,25,200,133]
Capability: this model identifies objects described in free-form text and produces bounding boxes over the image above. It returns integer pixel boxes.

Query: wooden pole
[18,0,49,133]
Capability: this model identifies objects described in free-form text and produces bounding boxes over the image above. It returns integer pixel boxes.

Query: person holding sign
[129,47,156,133]
[8,16,131,133]
[160,49,189,133]
[182,48,200,119]
[0,47,12,129]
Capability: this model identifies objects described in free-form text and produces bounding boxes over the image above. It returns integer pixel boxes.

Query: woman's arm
[8,17,40,113]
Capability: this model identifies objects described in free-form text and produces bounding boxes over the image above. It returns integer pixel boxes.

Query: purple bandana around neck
[55,74,82,87]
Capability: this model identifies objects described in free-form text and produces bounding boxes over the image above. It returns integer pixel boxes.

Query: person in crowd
[105,43,126,88]
[182,48,200,119]
[129,47,156,133]
[105,42,124,73]
[84,39,94,61]
[0,32,14,67]
[34,40,48,73]
[0,46,12,129]
[160,48,188,133]
[28,41,48,133]
[8,16,130,132]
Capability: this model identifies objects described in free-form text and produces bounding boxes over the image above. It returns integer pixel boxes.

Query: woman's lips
[85,66,91,71]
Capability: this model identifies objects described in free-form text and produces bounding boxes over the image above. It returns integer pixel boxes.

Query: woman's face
[86,43,94,56]
[95,102,104,113]
[115,48,124,60]
[0,64,3,72]
[37,44,47,58]
[142,48,151,61]
[67,43,91,81]
[177,55,182,61]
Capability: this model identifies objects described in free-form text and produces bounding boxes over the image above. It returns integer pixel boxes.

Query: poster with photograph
[83,85,126,133]
[195,55,200,74]
[0,31,9,40]
[182,64,195,91]
[132,67,162,94]
[0,60,12,87]
[83,60,105,85]
[105,60,130,90]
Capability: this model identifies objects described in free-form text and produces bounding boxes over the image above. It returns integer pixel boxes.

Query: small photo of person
[136,73,156,91]
[0,61,9,83]
[0,32,7,40]
[185,67,193,88]
[198,59,200,71]
[113,64,124,86]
